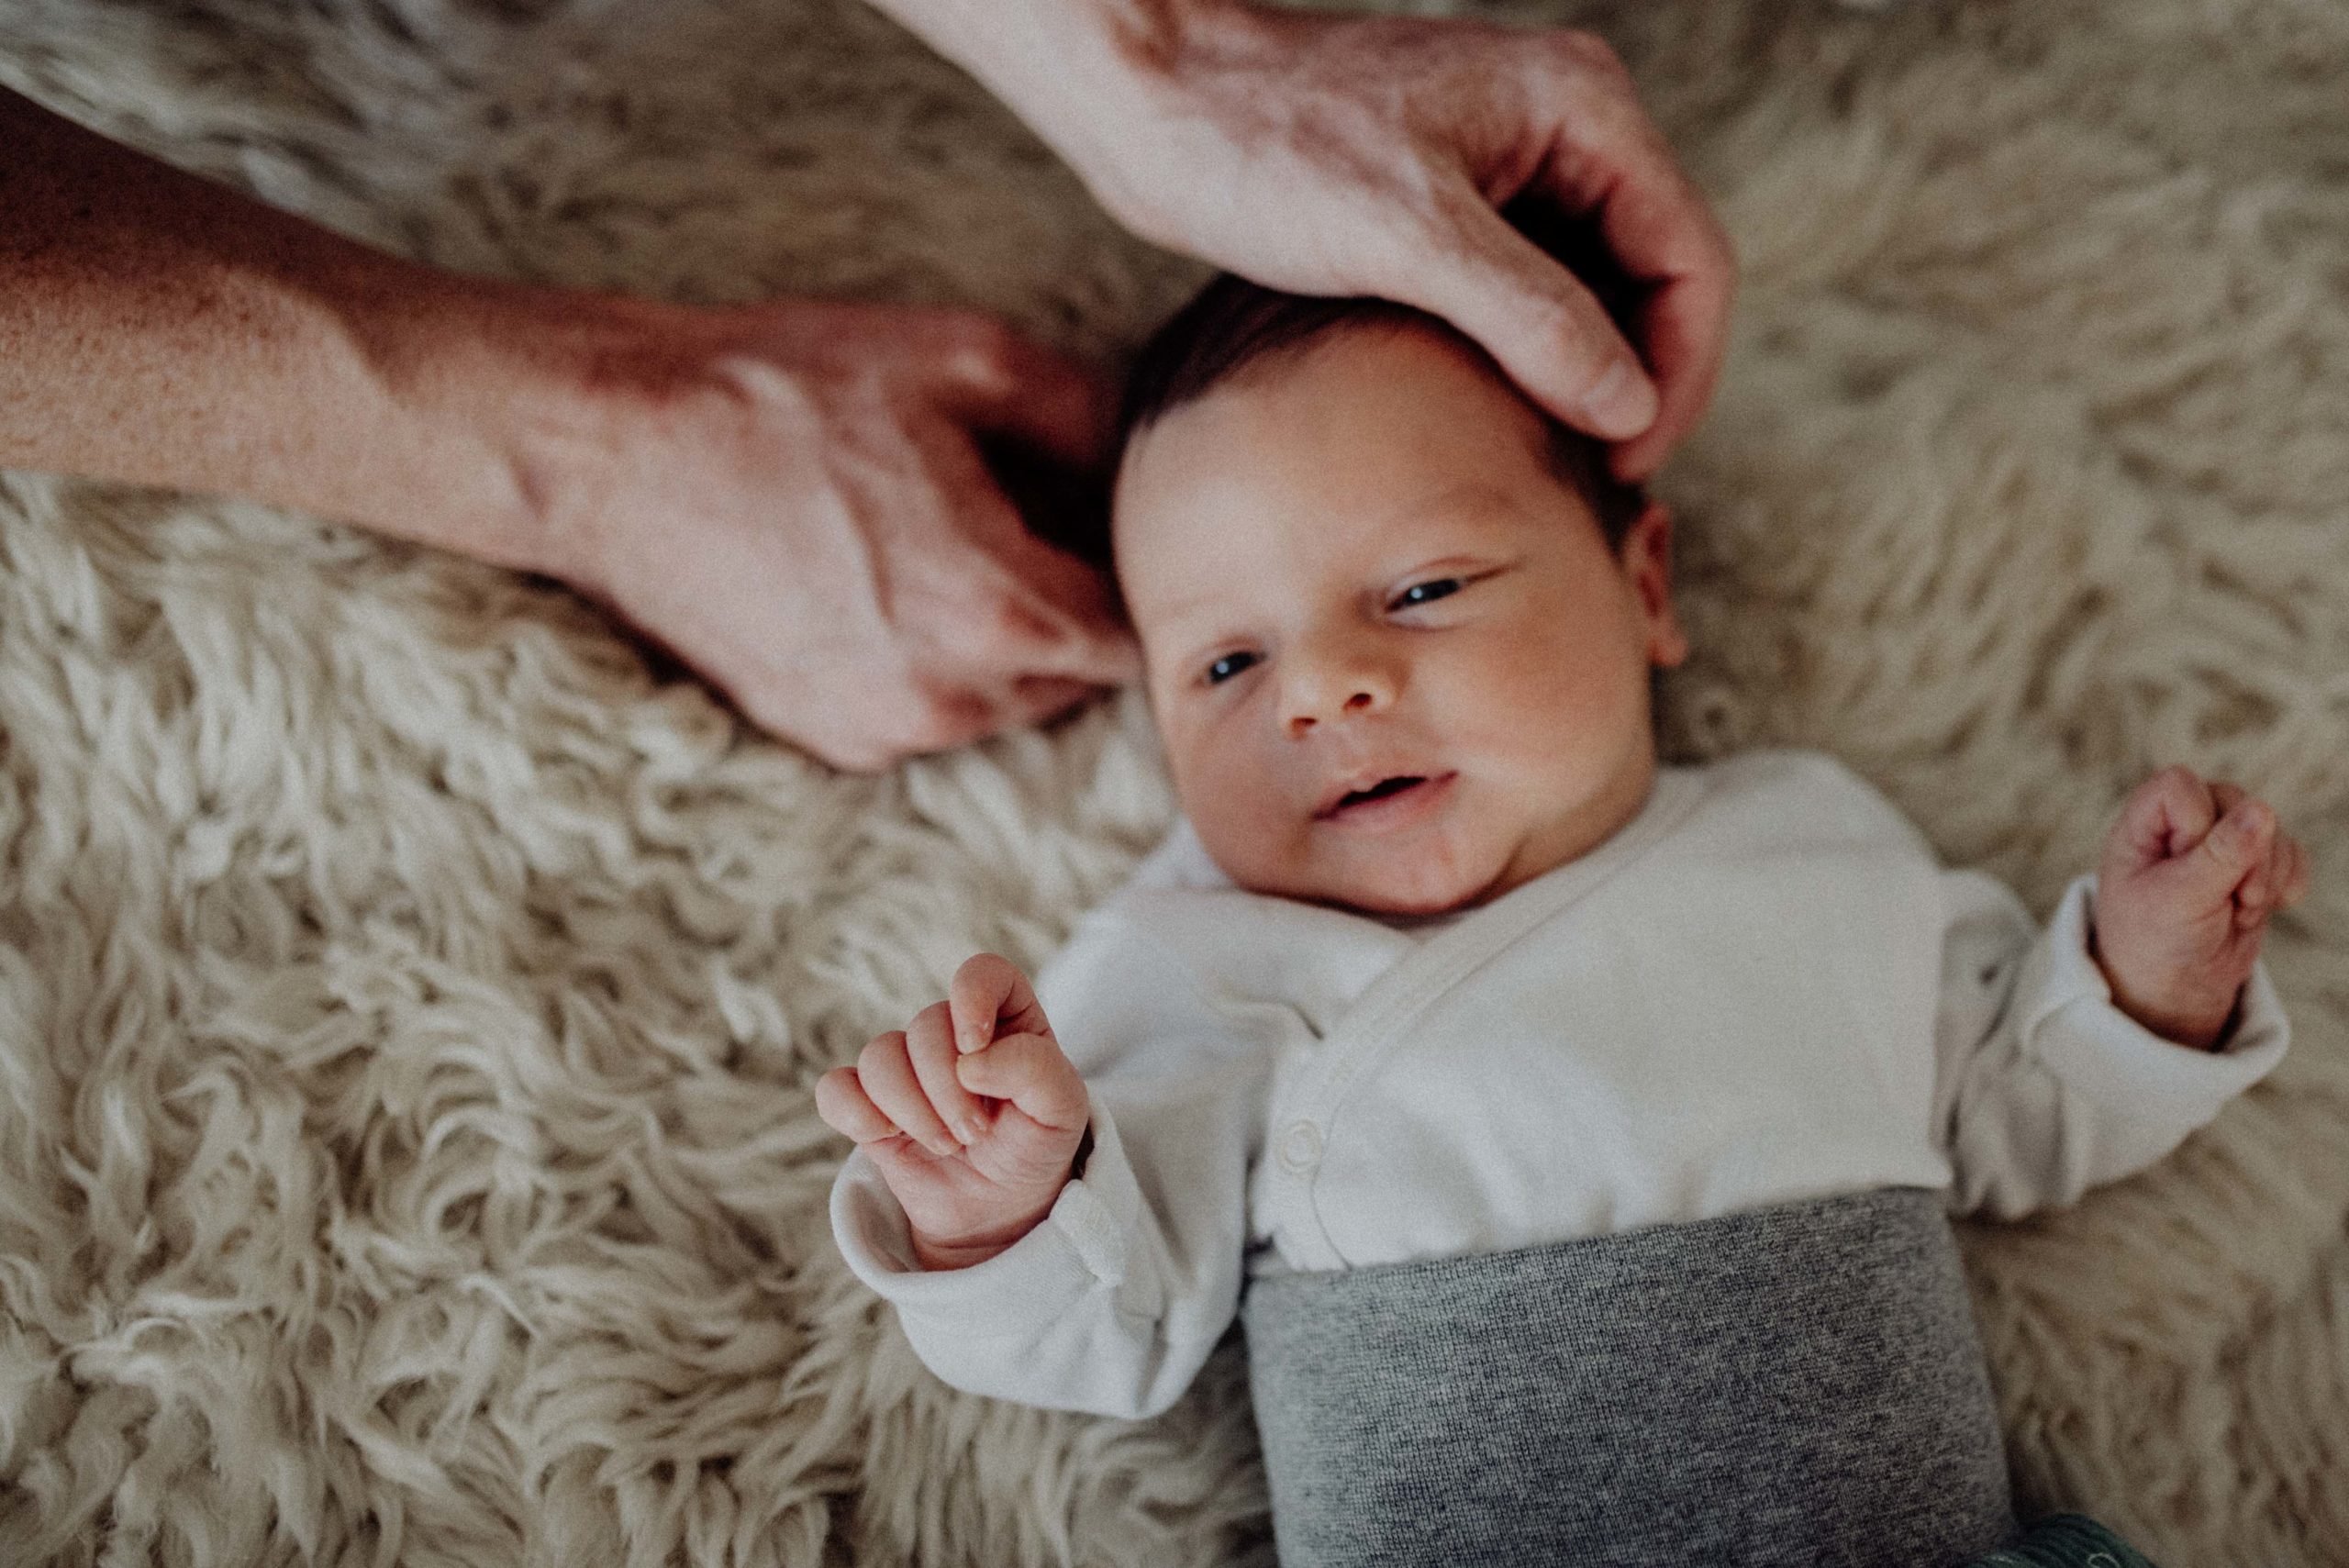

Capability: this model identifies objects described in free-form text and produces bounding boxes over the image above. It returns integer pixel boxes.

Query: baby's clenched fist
[2093,766,2311,1051]
[815,953,1090,1271]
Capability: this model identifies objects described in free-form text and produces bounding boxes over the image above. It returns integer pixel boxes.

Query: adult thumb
[1400,198,1660,441]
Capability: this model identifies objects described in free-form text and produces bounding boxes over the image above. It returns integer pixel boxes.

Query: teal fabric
[1969,1514,2163,1568]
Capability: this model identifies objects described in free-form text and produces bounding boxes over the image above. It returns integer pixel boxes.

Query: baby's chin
[1218,839,1510,918]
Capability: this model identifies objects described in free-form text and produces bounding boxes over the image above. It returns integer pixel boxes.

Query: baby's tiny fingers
[815,1064,904,1147]
[2194,795,2276,895]
[2231,824,2302,930]
[2279,835,2313,908]
[2262,830,2299,908]
[906,1001,987,1146]
[950,951,1052,1055]
[2114,765,2216,868]
[857,1030,961,1159]
[956,1032,1088,1133]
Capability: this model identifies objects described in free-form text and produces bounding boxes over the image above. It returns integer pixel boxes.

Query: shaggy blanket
[1,0,2344,1562]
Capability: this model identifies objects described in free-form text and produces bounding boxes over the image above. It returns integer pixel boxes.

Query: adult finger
[1530,116,1734,480]
[1000,675,1104,732]
[929,313,1114,469]
[815,1063,903,1147]
[920,434,1140,687]
[1397,190,1659,442]
[856,1030,960,1159]
[837,676,1001,764]
[1607,250,1734,481]
[906,1001,987,1147]
[955,1033,1089,1133]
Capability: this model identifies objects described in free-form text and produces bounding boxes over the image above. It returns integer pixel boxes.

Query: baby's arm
[820,922,1269,1419]
[1932,768,2305,1218]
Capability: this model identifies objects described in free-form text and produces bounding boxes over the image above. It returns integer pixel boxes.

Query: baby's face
[1113,324,1687,916]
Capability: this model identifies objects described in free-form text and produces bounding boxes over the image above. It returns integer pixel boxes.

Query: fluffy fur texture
[0,0,2344,1562]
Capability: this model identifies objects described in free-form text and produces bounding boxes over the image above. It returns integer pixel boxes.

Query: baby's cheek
[1464,637,1628,760]
[1176,740,1308,882]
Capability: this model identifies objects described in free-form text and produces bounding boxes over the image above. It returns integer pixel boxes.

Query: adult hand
[878,0,1735,481]
[1,88,1134,775]
[509,296,1138,773]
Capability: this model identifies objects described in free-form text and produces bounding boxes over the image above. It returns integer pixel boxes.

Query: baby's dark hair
[996,204,1653,581]
[1105,277,1646,566]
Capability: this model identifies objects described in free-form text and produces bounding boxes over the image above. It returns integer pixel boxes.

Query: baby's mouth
[1316,772,1456,823]
[1340,776,1422,808]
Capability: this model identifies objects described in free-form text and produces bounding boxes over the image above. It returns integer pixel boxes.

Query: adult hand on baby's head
[2092,766,2312,1051]
[518,297,1137,773]
[1034,5,1732,481]
[814,953,1091,1270]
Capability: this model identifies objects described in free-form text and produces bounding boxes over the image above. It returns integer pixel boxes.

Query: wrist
[907,1139,1088,1272]
[909,1198,1059,1273]
[2122,989,2239,1053]
[326,268,676,586]
[2090,932,2240,1052]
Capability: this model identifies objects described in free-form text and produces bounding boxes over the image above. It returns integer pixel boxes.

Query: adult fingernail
[1581,361,1659,440]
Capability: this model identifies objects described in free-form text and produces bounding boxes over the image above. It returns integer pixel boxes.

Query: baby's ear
[1623,501,1689,668]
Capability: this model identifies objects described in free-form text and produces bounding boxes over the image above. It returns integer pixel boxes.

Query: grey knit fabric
[1241,1186,2016,1568]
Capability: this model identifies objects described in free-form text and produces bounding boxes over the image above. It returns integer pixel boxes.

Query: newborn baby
[818,277,2310,1568]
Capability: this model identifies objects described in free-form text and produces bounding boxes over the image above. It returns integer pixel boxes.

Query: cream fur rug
[1,0,2344,1562]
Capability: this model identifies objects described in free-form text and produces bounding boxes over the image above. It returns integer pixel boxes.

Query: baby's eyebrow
[1137,490,1521,638]
[1370,481,1522,533]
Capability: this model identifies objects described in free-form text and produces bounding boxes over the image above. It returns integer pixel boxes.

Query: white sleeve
[1932,870,2289,1219]
[827,907,1273,1419]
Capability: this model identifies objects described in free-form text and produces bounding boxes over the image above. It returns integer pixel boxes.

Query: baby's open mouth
[1316,772,1457,823]
[1341,776,1423,808]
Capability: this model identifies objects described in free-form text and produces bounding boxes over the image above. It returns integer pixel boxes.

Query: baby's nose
[1286,687,1383,739]
[1282,639,1398,736]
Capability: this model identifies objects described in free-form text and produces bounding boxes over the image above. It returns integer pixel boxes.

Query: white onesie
[829,750,2289,1420]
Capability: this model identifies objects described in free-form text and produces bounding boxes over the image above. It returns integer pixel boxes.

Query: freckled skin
[1113,324,1689,917]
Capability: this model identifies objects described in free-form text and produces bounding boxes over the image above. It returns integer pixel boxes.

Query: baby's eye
[1204,651,1259,686]
[1392,577,1464,610]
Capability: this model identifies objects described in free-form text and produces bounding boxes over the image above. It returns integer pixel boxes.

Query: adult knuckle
[1551,28,1629,82]
[985,593,1074,657]
[945,314,1021,389]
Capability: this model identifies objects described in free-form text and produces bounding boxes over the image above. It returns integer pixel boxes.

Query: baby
[818,276,2310,1568]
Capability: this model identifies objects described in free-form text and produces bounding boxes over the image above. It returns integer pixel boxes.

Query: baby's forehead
[1112,335,1575,584]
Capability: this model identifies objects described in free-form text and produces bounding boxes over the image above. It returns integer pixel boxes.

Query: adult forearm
[0,88,577,570]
